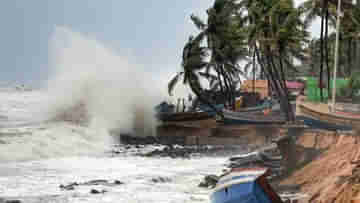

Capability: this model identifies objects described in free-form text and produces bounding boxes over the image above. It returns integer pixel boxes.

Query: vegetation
[168,0,247,112]
[301,0,360,100]
[337,71,360,100]
[168,0,360,122]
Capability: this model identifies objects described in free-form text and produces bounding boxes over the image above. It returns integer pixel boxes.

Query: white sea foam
[0,26,170,161]
[0,26,195,161]
[43,26,163,136]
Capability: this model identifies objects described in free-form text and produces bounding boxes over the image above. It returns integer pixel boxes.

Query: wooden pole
[331,0,342,112]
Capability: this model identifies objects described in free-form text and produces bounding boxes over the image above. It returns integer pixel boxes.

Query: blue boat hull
[211,182,272,203]
[219,112,285,125]
[198,104,225,116]
[296,115,352,131]
[221,118,285,125]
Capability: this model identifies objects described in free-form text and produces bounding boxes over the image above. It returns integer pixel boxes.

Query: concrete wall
[157,123,283,146]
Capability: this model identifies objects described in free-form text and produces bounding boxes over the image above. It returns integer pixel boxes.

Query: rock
[199,175,219,188]
[114,180,124,185]
[5,200,21,203]
[60,179,124,191]
[83,179,108,186]
[59,182,78,190]
[151,177,171,183]
[90,189,107,194]
[198,181,209,188]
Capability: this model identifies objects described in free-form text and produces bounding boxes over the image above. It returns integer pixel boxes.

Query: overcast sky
[0,0,319,87]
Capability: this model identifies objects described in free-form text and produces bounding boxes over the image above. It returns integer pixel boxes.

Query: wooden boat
[197,104,225,116]
[156,103,225,122]
[219,109,286,125]
[235,99,274,113]
[296,115,352,131]
[156,111,213,122]
[297,101,360,130]
[333,102,360,114]
[210,167,283,203]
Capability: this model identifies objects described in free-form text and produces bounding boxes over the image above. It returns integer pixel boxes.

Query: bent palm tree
[168,35,223,116]
[169,0,248,111]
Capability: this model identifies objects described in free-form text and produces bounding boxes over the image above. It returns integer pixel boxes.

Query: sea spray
[43,26,162,137]
[0,26,193,161]
[0,27,164,161]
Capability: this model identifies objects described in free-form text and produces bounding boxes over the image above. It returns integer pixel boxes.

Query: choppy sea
[0,88,229,203]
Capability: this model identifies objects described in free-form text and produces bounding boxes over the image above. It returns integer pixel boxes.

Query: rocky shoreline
[116,134,305,201]
[115,134,255,158]
[2,129,354,203]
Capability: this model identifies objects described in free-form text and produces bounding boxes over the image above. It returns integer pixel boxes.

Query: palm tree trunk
[278,55,294,119]
[319,6,325,102]
[271,51,294,121]
[325,0,331,97]
[215,67,225,105]
[252,49,256,93]
[354,41,358,73]
[348,39,352,77]
[254,46,275,96]
[260,45,293,121]
[220,66,233,109]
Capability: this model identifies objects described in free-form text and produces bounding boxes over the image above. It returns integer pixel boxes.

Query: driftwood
[227,144,283,179]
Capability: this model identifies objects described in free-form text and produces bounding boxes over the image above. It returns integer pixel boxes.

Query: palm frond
[168,72,183,96]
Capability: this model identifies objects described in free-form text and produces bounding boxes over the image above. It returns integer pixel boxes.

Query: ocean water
[0,27,232,203]
[0,89,227,203]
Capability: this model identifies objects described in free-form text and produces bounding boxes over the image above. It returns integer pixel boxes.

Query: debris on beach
[226,144,283,179]
[59,179,124,191]
[198,175,219,188]
[150,176,172,183]
[90,189,107,194]
[111,141,246,158]
[0,200,22,203]
[197,144,283,190]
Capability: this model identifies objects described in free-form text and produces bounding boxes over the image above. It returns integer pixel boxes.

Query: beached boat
[235,99,274,113]
[219,109,286,125]
[156,103,225,122]
[197,104,225,116]
[297,101,360,130]
[156,111,213,122]
[210,167,283,203]
[296,115,352,131]
[333,102,360,114]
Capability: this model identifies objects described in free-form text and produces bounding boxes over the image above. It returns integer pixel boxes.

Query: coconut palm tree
[169,0,249,110]
[300,0,358,100]
[168,35,223,115]
[300,0,330,100]
[239,0,308,121]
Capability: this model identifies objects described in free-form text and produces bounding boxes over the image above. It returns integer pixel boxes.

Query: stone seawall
[156,122,283,146]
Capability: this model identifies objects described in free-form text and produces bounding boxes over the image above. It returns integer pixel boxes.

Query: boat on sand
[156,111,213,122]
[219,109,286,125]
[296,100,360,130]
[210,167,283,203]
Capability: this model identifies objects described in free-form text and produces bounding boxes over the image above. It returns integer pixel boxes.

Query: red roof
[286,81,304,89]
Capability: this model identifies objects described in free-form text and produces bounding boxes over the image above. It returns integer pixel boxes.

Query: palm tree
[300,0,358,100]
[300,0,329,101]
[169,0,248,110]
[168,35,223,115]
[239,0,308,121]
[169,0,308,122]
